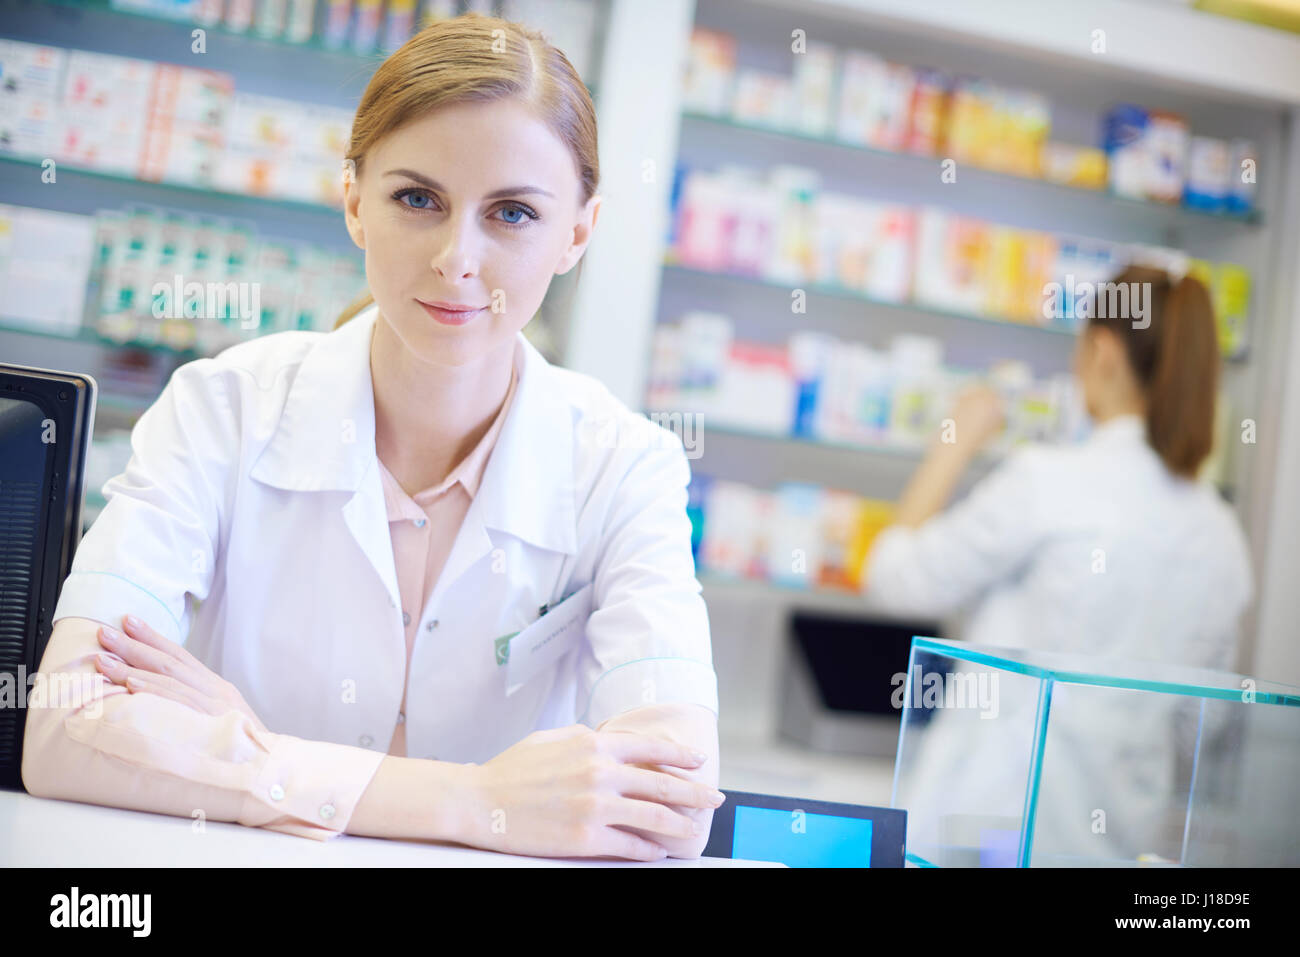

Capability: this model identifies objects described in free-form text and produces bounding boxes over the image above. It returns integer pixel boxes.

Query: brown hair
[332,11,600,330]
[1087,264,1220,478]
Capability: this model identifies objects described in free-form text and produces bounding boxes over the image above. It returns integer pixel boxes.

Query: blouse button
[269,783,285,801]
[319,803,336,821]
[402,611,411,626]
[426,619,439,631]
[360,734,373,747]
[414,517,427,528]
[397,711,406,724]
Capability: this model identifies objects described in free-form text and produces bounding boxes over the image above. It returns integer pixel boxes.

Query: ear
[555,193,601,276]
[343,160,365,251]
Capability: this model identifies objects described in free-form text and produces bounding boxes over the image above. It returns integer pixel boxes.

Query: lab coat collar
[1087,412,1146,447]
[250,302,578,556]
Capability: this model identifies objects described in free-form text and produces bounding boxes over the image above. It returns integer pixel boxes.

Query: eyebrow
[383,168,555,200]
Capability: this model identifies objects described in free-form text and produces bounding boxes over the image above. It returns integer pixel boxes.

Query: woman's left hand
[94,614,269,735]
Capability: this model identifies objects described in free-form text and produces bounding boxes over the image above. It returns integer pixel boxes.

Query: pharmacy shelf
[690,418,1235,501]
[662,415,1004,466]
[0,317,214,358]
[743,0,1300,109]
[43,0,604,92]
[660,261,1251,365]
[0,154,343,219]
[680,109,1264,228]
[51,0,397,63]
[663,259,1078,339]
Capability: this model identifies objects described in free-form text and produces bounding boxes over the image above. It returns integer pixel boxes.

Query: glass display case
[891,636,1300,867]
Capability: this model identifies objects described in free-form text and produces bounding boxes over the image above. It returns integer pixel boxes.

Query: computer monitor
[0,362,97,790]
[703,788,907,867]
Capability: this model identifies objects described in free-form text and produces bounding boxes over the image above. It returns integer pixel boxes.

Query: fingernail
[710,790,725,806]
[95,654,115,670]
[691,751,708,763]
[124,615,141,629]
[100,627,120,644]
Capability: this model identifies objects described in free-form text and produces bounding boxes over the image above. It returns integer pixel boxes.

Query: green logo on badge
[494,631,518,666]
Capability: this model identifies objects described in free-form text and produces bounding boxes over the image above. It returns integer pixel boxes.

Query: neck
[369,314,514,492]
[1090,389,1145,427]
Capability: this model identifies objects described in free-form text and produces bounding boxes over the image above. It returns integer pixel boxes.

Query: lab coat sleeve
[575,427,719,731]
[865,446,1051,618]
[21,617,385,841]
[50,359,229,646]
[28,364,386,840]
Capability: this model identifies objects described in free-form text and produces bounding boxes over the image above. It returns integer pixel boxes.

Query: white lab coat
[52,303,718,763]
[869,415,1254,864]
[867,414,1253,671]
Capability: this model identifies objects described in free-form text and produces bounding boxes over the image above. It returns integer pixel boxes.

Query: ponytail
[1146,275,1218,478]
[332,289,375,330]
[1088,265,1220,479]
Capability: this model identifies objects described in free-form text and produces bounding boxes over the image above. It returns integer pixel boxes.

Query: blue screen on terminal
[732,805,874,867]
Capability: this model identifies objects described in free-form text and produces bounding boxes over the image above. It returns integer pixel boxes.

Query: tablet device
[703,789,906,867]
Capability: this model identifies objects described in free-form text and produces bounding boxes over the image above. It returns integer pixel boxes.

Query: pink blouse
[22,364,519,841]
[379,363,518,759]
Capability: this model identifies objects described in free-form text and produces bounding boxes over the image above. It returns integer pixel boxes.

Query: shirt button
[414,517,426,528]
[319,803,336,821]
[269,784,285,801]
[402,611,411,626]
[397,711,406,724]
[426,619,439,631]
[360,734,373,747]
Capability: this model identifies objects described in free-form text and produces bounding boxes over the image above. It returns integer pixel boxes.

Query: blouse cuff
[239,733,387,841]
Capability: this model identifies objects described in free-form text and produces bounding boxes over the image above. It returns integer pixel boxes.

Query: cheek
[485,236,564,312]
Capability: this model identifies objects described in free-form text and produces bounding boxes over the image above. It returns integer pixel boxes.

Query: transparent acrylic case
[891,637,1300,867]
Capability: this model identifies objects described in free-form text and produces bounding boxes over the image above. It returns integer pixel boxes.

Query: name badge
[499,582,594,696]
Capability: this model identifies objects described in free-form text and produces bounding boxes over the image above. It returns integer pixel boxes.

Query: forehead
[372,98,578,199]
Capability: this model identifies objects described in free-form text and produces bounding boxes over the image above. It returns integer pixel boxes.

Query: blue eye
[390,188,539,229]
[392,187,434,210]
[495,204,539,229]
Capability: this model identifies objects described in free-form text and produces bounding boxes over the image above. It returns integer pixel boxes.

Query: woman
[23,13,724,862]
[867,265,1252,672]
[870,265,1254,864]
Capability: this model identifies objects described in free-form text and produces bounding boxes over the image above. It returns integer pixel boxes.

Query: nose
[428,212,481,281]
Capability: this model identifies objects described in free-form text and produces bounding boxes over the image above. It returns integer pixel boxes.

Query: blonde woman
[24,13,723,862]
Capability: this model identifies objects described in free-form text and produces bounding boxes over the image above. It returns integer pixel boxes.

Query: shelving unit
[679,108,1265,227]
[560,0,1300,751]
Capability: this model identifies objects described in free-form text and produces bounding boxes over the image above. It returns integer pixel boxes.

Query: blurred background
[2,0,1299,810]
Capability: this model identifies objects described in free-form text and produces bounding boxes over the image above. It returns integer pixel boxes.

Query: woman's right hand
[454,724,726,861]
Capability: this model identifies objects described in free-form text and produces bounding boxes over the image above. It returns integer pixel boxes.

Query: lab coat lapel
[249,305,401,610]
[427,329,580,609]
[249,304,581,615]
[341,461,402,611]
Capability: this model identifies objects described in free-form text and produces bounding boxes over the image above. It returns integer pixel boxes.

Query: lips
[417,299,487,326]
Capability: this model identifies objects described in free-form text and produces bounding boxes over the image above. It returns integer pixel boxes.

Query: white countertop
[0,790,782,867]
